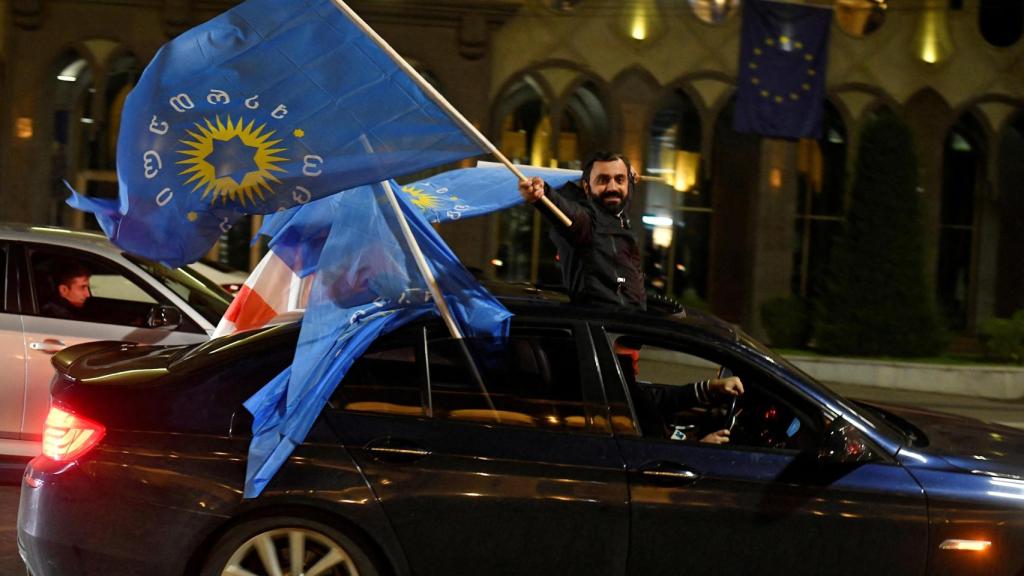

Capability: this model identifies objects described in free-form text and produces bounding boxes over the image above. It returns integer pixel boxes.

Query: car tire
[200,515,379,576]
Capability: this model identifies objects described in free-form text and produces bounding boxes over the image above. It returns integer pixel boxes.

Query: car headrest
[511,339,552,389]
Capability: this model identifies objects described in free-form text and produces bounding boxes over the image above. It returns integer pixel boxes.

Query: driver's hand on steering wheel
[710,376,744,398]
[700,429,731,444]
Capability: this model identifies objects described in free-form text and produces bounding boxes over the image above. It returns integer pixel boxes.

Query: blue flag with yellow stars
[733,0,832,139]
[68,0,485,267]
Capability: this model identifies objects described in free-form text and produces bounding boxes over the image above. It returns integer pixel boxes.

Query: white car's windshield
[125,254,232,326]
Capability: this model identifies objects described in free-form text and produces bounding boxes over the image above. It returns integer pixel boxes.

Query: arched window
[492,77,550,284]
[938,113,986,330]
[979,0,1023,48]
[562,81,607,168]
[491,77,609,287]
[100,52,139,170]
[52,50,95,226]
[642,89,707,303]
[793,101,847,302]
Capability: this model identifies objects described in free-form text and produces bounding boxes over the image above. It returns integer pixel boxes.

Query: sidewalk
[828,382,1024,430]
[786,354,1024,401]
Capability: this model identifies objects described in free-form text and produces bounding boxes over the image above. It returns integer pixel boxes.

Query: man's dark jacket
[539,181,646,310]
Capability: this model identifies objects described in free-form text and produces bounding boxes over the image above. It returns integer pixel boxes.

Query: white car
[187,259,249,294]
[0,224,232,461]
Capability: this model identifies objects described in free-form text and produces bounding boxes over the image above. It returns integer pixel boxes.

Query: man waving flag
[70,0,490,267]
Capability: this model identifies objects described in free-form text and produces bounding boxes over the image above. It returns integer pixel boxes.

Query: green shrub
[761,296,809,348]
[678,288,710,312]
[978,310,1024,364]
[814,114,947,357]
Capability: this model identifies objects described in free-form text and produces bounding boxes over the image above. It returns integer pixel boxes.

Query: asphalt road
[2,387,1022,575]
[1,483,19,576]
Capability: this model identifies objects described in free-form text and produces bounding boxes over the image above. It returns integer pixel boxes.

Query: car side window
[331,328,426,417]
[611,333,822,452]
[28,248,168,327]
[0,244,7,313]
[428,327,587,431]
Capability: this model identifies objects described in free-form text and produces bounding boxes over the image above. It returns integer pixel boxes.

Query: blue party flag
[70,0,485,267]
[733,0,832,139]
[242,180,511,498]
[398,162,582,223]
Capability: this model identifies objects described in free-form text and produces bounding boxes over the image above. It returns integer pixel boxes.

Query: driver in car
[42,260,92,321]
[616,340,744,445]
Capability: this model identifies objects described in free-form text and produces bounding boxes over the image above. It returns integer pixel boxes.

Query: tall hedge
[814,114,946,356]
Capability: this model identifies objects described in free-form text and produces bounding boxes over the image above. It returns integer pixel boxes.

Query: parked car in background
[188,259,249,294]
[17,290,1024,576]
[0,224,232,462]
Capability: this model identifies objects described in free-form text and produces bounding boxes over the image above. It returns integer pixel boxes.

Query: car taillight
[41,405,106,462]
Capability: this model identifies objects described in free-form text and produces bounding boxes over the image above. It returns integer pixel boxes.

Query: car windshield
[125,254,232,326]
[735,330,913,445]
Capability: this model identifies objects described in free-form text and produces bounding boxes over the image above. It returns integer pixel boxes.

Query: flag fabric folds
[733,0,832,139]
[221,160,569,338]
[212,251,306,338]
[242,181,511,498]
[398,162,582,224]
[71,0,485,267]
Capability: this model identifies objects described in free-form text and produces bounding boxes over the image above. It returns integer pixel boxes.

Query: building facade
[1,0,1022,338]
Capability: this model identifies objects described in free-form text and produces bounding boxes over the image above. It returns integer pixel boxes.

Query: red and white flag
[212,251,308,338]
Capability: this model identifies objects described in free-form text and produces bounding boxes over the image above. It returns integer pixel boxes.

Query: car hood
[868,401,1024,477]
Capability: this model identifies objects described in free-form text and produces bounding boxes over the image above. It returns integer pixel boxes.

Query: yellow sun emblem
[401,185,443,210]
[177,116,288,206]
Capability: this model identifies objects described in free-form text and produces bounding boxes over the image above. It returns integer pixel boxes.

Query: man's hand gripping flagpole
[329,0,573,229]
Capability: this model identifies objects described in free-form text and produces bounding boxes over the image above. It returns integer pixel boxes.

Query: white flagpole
[379,179,500,416]
[329,0,573,228]
[379,179,463,340]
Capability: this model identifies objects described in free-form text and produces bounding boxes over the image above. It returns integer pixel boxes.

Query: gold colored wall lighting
[672,151,701,192]
[15,117,33,139]
[769,167,783,190]
[915,5,954,65]
[621,0,663,42]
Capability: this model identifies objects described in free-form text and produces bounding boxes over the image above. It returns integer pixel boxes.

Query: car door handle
[365,437,431,463]
[637,461,701,483]
[29,339,66,354]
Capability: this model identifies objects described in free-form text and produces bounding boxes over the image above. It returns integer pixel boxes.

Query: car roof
[0,222,122,255]
[177,284,738,371]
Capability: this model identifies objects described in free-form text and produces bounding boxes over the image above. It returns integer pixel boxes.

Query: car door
[0,242,33,456]
[17,243,210,444]
[593,324,929,576]
[323,320,629,576]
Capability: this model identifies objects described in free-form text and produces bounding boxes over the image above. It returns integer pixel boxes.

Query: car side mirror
[818,417,878,464]
[146,304,182,330]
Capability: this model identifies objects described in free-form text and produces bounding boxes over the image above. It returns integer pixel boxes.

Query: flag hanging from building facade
[70,0,486,267]
[733,0,832,139]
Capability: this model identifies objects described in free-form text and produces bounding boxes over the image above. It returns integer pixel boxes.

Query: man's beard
[599,191,624,210]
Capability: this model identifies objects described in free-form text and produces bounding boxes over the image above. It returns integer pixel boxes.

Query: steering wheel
[716,365,741,432]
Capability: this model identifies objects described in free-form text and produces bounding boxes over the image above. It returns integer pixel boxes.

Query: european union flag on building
[733,0,832,139]
[242,181,511,497]
[70,0,485,267]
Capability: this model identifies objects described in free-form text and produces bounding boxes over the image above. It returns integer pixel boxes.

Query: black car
[17,293,1024,576]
